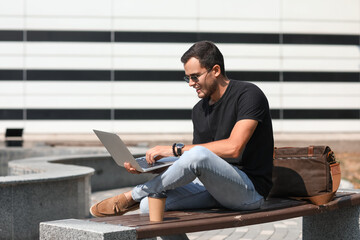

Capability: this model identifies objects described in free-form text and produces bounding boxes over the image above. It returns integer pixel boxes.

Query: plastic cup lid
[149,191,167,199]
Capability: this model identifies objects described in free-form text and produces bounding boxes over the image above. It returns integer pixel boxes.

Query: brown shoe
[90,193,139,217]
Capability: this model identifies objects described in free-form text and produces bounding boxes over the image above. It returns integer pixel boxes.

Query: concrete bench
[0,150,152,239]
[40,190,360,240]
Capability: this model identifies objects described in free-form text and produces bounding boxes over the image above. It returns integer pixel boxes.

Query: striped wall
[0,0,359,134]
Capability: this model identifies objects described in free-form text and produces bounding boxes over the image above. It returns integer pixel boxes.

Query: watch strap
[172,143,178,157]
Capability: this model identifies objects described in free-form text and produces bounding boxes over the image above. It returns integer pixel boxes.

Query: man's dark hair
[181,41,226,77]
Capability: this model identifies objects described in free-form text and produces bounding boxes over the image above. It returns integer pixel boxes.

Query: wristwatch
[175,143,185,156]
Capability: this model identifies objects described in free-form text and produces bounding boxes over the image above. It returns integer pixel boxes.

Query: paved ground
[91,187,302,240]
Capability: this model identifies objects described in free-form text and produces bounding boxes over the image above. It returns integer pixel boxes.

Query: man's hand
[124,162,142,174]
[124,162,168,175]
[145,145,174,164]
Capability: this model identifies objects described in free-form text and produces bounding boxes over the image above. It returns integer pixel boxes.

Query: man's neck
[209,77,230,105]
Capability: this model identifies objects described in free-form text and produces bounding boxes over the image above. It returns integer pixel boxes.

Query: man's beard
[203,79,218,99]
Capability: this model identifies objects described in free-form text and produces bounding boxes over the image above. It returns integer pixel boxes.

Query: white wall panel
[283,96,360,109]
[26,43,111,56]
[114,43,188,57]
[0,81,24,94]
[112,0,195,18]
[114,43,281,59]
[0,121,26,132]
[253,82,282,95]
[25,82,111,94]
[277,120,360,133]
[25,96,112,108]
[199,19,280,33]
[226,58,281,71]
[22,120,113,134]
[281,21,360,35]
[282,45,359,58]
[25,56,111,69]
[26,17,111,31]
[0,56,23,68]
[113,120,193,133]
[0,96,24,107]
[199,0,280,20]
[282,82,360,96]
[26,0,111,17]
[0,17,24,29]
[281,82,360,109]
[0,0,24,15]
[252,82,282,109]
[14,120,192,134]
[112,96,198,109]
[112,82,193,95]
[112,18,197,32]
[219,44,281,58]
[282,59,359,71]
[0,42,24,55]
[113,56,182,70]
[282,0,360,21]
[21,43,357,66]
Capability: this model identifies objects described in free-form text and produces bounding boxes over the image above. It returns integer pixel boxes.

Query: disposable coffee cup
[148,192,167,222]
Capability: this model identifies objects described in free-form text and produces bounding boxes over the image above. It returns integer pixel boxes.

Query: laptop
[93,129,178,172]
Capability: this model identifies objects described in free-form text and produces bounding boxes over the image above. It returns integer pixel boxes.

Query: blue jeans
[132,146,264,212]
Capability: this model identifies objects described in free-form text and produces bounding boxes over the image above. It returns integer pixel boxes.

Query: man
[90,41,273,222]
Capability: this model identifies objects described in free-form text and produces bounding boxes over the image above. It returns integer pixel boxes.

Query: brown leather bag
[269,146,341,205]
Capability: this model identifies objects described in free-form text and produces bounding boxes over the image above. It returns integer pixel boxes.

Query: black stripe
[1,30,358,45]
[270,109,280,119]
[115,70,183,81]
[115,32,197,43]
[0,30,23,41]
[0,70,23,80]
[115,70,279,82]
[200,32,279,44]
[228,71,280,82]
[27,109,111,120]
[0,109,358,120]
[283,34,359,45]
[1,70,358,82]
[283,72,359,82]
[27,70,111,81]
[115,109,192,120]
[27,31,111,42]
[0,109,23,119]
[115,32,279,44]
[284,109,360,119]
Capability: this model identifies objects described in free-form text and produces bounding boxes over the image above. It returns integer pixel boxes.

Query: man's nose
[188,78,196,87]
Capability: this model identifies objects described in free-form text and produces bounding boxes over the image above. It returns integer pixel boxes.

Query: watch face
[176,143,185,148]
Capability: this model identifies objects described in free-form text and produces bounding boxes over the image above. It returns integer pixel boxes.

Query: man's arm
[144,119,258,163]
[194,119,258,158]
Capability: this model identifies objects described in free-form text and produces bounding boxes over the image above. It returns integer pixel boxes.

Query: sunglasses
[184,70,209,83]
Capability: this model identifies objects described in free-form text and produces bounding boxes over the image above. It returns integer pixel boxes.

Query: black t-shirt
[192,80,274,198]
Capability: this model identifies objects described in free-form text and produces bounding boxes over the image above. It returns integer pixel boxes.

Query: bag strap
[291,162,341,205]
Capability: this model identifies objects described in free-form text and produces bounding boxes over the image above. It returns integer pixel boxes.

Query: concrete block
[40,219,137,240]
[303,205,360,240]
[0,186,12,239]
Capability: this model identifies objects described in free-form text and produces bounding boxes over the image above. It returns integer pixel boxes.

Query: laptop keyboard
[136,156,164,169]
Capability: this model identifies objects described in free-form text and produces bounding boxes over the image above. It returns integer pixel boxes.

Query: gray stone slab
[40,219,137,240]
[0,186,13,239]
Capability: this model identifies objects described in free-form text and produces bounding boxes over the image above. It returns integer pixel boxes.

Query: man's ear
[213,64,221,77]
